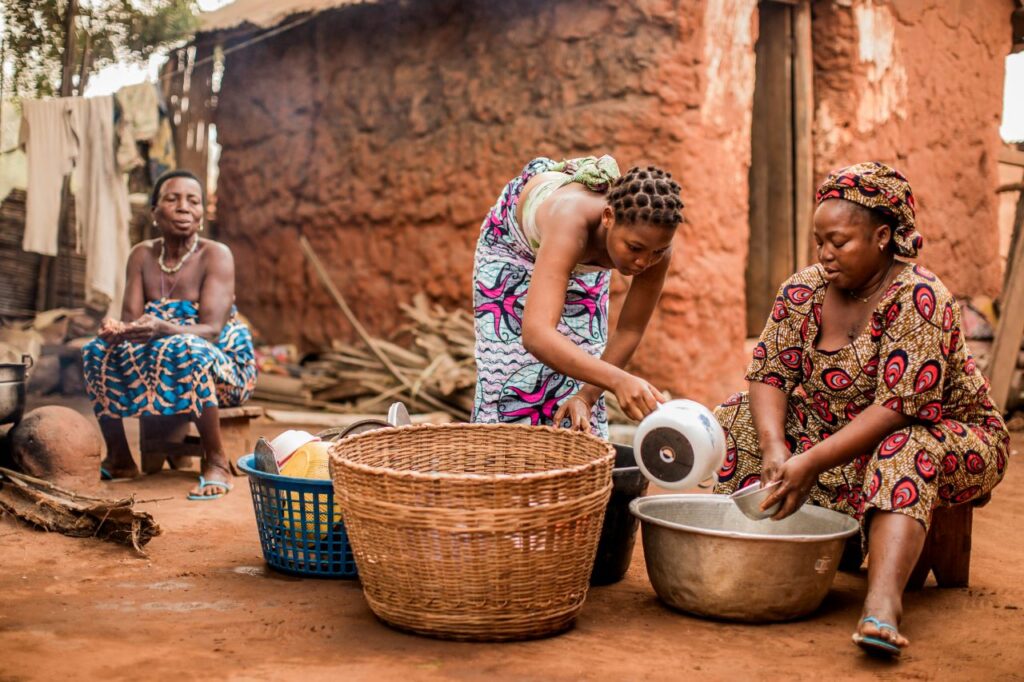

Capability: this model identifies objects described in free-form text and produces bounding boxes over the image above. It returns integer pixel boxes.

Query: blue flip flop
[852,616,902,657]
[100,466,138,482]
[187,476,233,501]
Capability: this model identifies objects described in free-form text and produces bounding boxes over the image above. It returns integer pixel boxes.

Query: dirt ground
[2,397,1023,681]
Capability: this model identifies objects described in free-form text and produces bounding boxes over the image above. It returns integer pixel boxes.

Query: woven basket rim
[329,422,615,483]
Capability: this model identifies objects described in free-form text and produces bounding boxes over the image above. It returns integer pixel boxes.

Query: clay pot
[10,406,102,489]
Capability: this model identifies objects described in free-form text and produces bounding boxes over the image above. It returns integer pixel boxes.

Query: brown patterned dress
[714,263,1009,530]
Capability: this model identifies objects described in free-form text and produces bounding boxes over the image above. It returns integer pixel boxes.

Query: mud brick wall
[213,0,1010,404]
[812,0,1013,298]
[214,0,759,403]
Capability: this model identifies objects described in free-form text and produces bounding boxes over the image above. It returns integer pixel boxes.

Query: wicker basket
[329,423,615,641]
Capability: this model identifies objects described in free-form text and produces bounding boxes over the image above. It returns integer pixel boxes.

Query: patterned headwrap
[815,161,922,258]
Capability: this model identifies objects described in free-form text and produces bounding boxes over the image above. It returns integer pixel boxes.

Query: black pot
[0,355,31,427]
[590,443,649,585]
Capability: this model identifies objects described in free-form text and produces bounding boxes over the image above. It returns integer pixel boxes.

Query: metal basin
[630,494,859,622]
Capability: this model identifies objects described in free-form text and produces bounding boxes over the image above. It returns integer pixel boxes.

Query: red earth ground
[1,396,1022,681]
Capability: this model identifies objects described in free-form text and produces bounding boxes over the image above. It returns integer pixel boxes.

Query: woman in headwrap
[714,162,1009,657]
[83,170,257,500]
[472,156,685,437]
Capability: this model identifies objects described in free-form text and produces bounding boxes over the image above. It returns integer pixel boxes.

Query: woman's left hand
[555,394,593,432]
[120,314,170,343]
[761,453,821,520]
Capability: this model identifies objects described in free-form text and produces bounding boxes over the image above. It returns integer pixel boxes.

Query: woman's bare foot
[100,458,141,480]
[98,418,140,480]
[854,594,909,655]
[188,459,232,498]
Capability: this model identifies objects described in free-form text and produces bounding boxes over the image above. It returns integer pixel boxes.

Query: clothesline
[0,9,317,128]
[156,13,317,83]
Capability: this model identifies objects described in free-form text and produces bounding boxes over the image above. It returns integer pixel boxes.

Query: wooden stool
[906,494,991,590]
[139,405,264,476]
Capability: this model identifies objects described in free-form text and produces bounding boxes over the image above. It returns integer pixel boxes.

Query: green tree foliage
[1,1,199,99]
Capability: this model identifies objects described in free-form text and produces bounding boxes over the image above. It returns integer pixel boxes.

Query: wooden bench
[906,494,991,590]
[139,405,264,476]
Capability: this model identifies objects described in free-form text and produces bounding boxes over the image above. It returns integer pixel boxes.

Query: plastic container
[237,454,357,578]
[590,444,650,585]
[632,399,726,491]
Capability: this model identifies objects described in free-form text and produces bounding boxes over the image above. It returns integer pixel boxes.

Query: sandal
[852,616,902,658]
[186,476,233,501]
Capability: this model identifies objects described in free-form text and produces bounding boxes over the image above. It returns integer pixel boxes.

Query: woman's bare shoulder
[198,237,231,253]
[128,239,158,261]
[521,170,567,197]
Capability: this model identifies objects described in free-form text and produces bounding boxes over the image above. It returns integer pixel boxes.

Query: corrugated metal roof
[199,0,373,32]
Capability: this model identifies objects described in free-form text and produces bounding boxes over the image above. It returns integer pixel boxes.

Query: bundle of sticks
[292,294,477,419]
[258,238,634,425]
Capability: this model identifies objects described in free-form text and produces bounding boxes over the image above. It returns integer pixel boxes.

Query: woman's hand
[555,394,593,432]
[98,318,127,343]
[612,374,666,422]
[120,314,172,344]
[760,440,791,484]
[761,453,821,520]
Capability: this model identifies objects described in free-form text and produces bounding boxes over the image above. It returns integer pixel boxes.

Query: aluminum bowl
[630,494,859,622]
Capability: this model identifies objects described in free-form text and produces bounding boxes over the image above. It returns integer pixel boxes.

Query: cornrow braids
[606,165,684,228]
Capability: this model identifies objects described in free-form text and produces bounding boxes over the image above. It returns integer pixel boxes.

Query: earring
[879,244,884,251]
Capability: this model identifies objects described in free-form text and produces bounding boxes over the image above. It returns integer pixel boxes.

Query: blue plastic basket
[237,454,358,578]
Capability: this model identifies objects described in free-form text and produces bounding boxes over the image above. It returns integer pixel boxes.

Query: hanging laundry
[1,100,28,203]
[19,96,131,312]
[115,82,160,142]
[114,107,144,172]
[19,98,79,256]
[75,96,131,312]
[148,112,177,182]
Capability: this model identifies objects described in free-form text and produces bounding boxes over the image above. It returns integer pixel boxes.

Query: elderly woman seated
[82,170,257,500]
[714,162,1009,657]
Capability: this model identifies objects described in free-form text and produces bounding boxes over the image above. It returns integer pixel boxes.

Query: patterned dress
[714,263,1009,531]
[82,299,257,419]
[472,158,613,437]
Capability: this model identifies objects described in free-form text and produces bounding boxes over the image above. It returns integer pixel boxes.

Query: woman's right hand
[98,318,125,343]
[760,440,791,484]
[612,373,666,422]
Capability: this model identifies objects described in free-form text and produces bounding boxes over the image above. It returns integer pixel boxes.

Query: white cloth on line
[20,96,131,312]
[75,96,131,313]
[19,98,79,256]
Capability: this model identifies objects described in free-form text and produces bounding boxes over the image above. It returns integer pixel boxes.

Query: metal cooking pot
[0,355,32,426]
[630,494,859,622]
[0,354,32,383]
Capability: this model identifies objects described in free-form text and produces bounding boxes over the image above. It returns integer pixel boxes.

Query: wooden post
[35,0,79,312]
[989,195,1024,412]
[747,1,796,335]
[59,0,79,97]
[77,32,92,96]
[792,0,815,269]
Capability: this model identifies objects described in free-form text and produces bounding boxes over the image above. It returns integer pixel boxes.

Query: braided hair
[606,166,684,227]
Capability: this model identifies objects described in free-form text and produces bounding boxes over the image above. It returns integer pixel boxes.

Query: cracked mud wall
[812,0,1013,298]
[212,0,1009,404]
[214,0,758,403]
